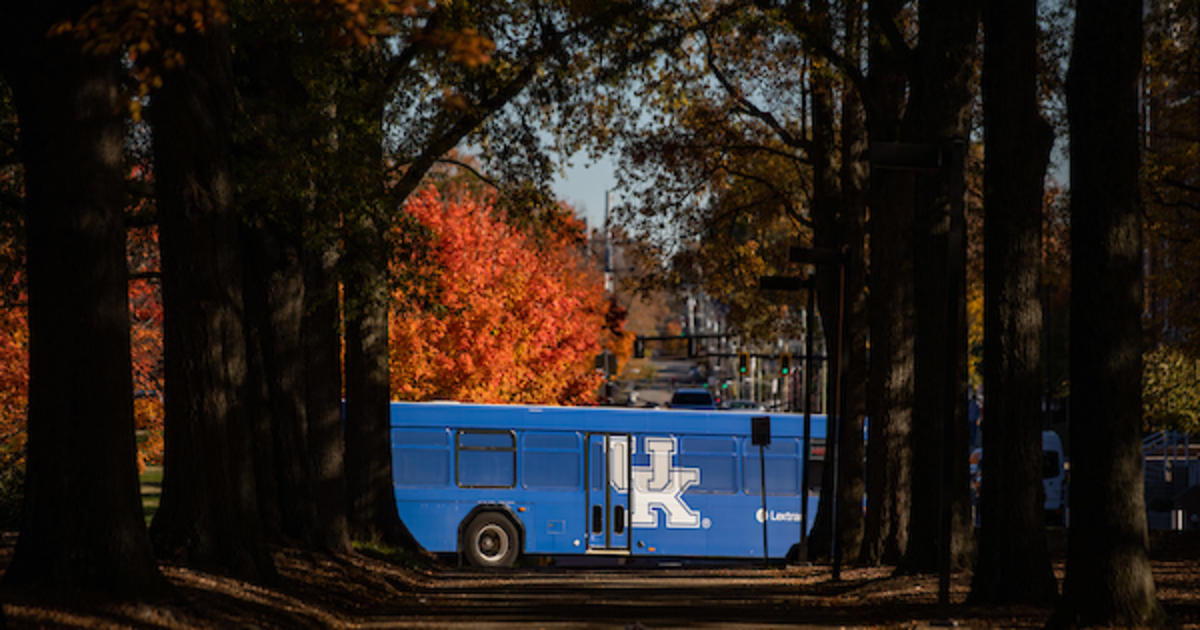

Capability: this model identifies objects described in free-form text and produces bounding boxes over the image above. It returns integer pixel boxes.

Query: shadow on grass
[139,465,162,526]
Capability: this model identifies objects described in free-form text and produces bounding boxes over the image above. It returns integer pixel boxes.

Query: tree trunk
[801,0,845,561]
[344,215,410,544]
[339,80,413,544]
[896,0,978,575]
[835,0,869,566]
[148,24,275,581]
[304,228,352,553]
[860,0,914,567]
[1052,0,1163,624]
[969,0,1057,605]
[233,16,354,553]
[241,219,316,547]
[0,9,164,595]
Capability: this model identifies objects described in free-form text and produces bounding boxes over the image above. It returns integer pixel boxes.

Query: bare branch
[726,167,811,227]
[436,157,499,189]
[705,36,810,152]
[1162,178,1200,196]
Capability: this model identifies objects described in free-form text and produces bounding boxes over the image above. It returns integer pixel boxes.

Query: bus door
[586,433,631,551]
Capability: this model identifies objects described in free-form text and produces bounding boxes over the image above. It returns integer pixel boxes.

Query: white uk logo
[609,437,702,528]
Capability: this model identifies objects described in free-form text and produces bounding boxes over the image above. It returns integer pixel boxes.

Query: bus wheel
[463,512,519,568]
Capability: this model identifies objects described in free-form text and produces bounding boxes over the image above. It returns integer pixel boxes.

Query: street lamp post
[603,188,614,294]
[788,246,848,581]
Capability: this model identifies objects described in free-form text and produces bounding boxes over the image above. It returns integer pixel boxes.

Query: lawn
[140,464,163,525]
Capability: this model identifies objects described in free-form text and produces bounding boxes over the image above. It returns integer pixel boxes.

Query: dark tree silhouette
[800,0,869,564]
[1052,0,1163,624]
[969,0,1057,605]
[148,23,275,581]
[897,0,979,574]
[0,3,164,596]
[861,0,915,567]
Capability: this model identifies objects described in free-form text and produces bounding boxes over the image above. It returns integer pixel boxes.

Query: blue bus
[390,402,826,567]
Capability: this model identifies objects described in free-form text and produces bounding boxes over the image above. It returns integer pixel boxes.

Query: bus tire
[463,512,520,568]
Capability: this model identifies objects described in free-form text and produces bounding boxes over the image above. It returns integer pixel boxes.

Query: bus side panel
[392,424,591,556]
[390,403,829,561]
[391,427,458,553]
[622,434,811,559]
[630,494,807,558]
[511,491,583,555]
[518,430,587,554]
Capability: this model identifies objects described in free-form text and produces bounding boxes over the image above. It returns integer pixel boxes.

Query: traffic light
[780,353,792,376]
[737,351,750,375]
[634,337,645,359]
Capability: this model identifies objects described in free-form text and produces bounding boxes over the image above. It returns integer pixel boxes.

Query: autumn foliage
[0,219,165,473]
[390,187,606,405]
[127,225,164,470]
[0,292,26,473]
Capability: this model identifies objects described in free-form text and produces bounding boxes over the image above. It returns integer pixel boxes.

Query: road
[6,539,1200,628]
[354,564,999,629]
[617,357,704,407]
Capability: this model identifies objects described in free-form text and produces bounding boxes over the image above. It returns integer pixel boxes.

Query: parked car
[668,388,717,410]
[970,430,1068,525]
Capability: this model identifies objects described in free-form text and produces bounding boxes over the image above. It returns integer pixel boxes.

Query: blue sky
[551,152,618,231]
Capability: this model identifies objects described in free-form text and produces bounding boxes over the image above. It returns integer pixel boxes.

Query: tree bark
[304,228,352,553]
[860,0,914,567]
[897,0,978,575]
[969,0,1057,605]
[801,0,846,562]
[1052,0,1163,624]
[148,24,275,581]
[344,213,411,544]
[233,26,326,550]
[834,0,870,566]
[241,219,316,547]
[339,75,412,544]
[0,6,164,595]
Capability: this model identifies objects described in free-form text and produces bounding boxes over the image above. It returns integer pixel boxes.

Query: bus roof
[390,401,828,440]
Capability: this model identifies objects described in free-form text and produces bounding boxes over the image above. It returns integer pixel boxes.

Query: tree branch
[388,4,645,207]
[705,36,810,152]
[383,6,445,91]
[778,0,873,105]
[725,167,812,227]
[436,157,499,189]
[1162,178,1200,196]
[868,0,914,72]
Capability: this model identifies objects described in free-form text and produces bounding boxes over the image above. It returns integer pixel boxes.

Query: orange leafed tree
[0,295,27,472]
[127,224,164,470]
[390,187,605,405]
[0,226,166,473]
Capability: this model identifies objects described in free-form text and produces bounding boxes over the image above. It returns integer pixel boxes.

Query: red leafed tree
[391,187,605,405]
[0,213,166,476]
[127,224,164,470]
[0,288,26,473]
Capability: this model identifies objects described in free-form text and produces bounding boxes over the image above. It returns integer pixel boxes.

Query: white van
[1042,430,1067,525]
[969,430,1068,525]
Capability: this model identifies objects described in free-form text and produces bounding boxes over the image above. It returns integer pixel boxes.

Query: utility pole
[604,189,614,294]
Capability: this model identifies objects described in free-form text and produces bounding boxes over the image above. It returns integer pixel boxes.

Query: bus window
[393,428,451,487]
[679,436,737,494]
[457,430,516,488]
[1042,451,1061,479]
[744,438,802,495]
[522,431,582,489]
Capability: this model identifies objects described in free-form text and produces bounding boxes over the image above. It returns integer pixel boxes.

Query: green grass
[139,465,163,525]
[352,539,436,570]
